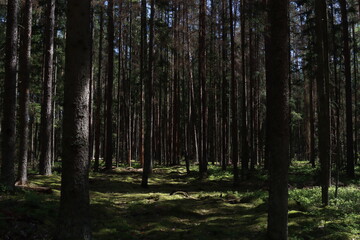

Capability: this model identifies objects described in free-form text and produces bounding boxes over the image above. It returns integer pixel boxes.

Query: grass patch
[0,160,359,239]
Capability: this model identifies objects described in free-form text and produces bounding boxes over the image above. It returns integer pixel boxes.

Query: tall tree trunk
[116,1,123,167]
[315,0,331,206]
[141,0,155,188]
[139,0,147,167]
[39,0,55,176]
[241,0,250,177]
[56,1,92,239]
[266,0,290,238]
[89,4,95,164]
[352,23,358,165]
[199,0,208,177]
[221,0,229,171]
[340,0,355,178]
[229,0,239,184]
[94,6,104,172]
[309,76,315,168]
[0,0,19,188]
[105,0,114,170]
[17,0,33,185]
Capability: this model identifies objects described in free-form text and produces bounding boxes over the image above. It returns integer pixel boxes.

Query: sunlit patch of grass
[288,184,360,239]
[0,160,359,239]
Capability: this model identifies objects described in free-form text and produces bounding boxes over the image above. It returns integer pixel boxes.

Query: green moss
[0,161,359,239]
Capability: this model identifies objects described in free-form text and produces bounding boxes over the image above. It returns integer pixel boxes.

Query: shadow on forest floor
[0,161,360,239]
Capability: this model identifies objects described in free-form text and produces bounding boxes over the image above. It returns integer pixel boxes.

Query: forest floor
[0,161,360,240]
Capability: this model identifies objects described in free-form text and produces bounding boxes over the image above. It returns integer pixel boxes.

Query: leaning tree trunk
[39,0,55,176]
[0,0,19,188]
[266,0,290,239]
[56,1,92,239]
[17,0,33,185]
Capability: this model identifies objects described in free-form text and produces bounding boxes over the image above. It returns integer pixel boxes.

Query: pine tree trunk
[94,6,104,172]
[199,0,208,177]
[315,0,331,206]
[0,0,19,188]
[56,1,92,239]
[339,0,355,178]
[89,5,95,164]
[17,0,33,185]
[105,0,114,170]
[241,0,250,178]
[139,0,147,167]
[142,0,155,187]
[221,0,229,171]
[39,0,55,176]
[94,5,104,171]
[352,23,358,165]
[266,0,290,238]
[229,0,239,184]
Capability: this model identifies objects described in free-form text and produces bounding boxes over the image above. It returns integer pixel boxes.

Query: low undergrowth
[0,161,359,240]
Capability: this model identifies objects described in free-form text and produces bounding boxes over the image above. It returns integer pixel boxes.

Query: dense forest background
[0,0,360,239]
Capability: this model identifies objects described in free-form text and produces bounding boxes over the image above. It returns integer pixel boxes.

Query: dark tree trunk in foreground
[105,0,115,170]
[39,0,55,176]
[1,0,19,188]
[266,0,290,239]
[339,0,355,178]
[17,0,33,185]
[56,1,92,239]
[142,0,155,188]
[315,0,331,206]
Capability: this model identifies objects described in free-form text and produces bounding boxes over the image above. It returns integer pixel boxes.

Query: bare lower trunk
[56,1,92,239]
[266,0,290,238]
[105,0,114,170]
[142,0,155,187]
[1,0,19,188]
[39,0,55,176]
[17,0,33,185]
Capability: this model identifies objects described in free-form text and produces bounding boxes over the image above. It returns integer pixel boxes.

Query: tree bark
[142,0,155,187]
[221,0,229,171]
[0,0,19,188]
[315,0,331,206]
[241,0,250,178]
[139,0,147,167]
[266,0,290,238]
[199,0,208,177]
[339,0,355,178]
[105,0,115,170]
[17,0,33,185]
[94,5,104,172]
[39,0,55,176]
[229,0,239,184]
[56,1,92,239]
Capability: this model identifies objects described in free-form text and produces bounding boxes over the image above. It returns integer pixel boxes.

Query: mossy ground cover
[0,161,359,240]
